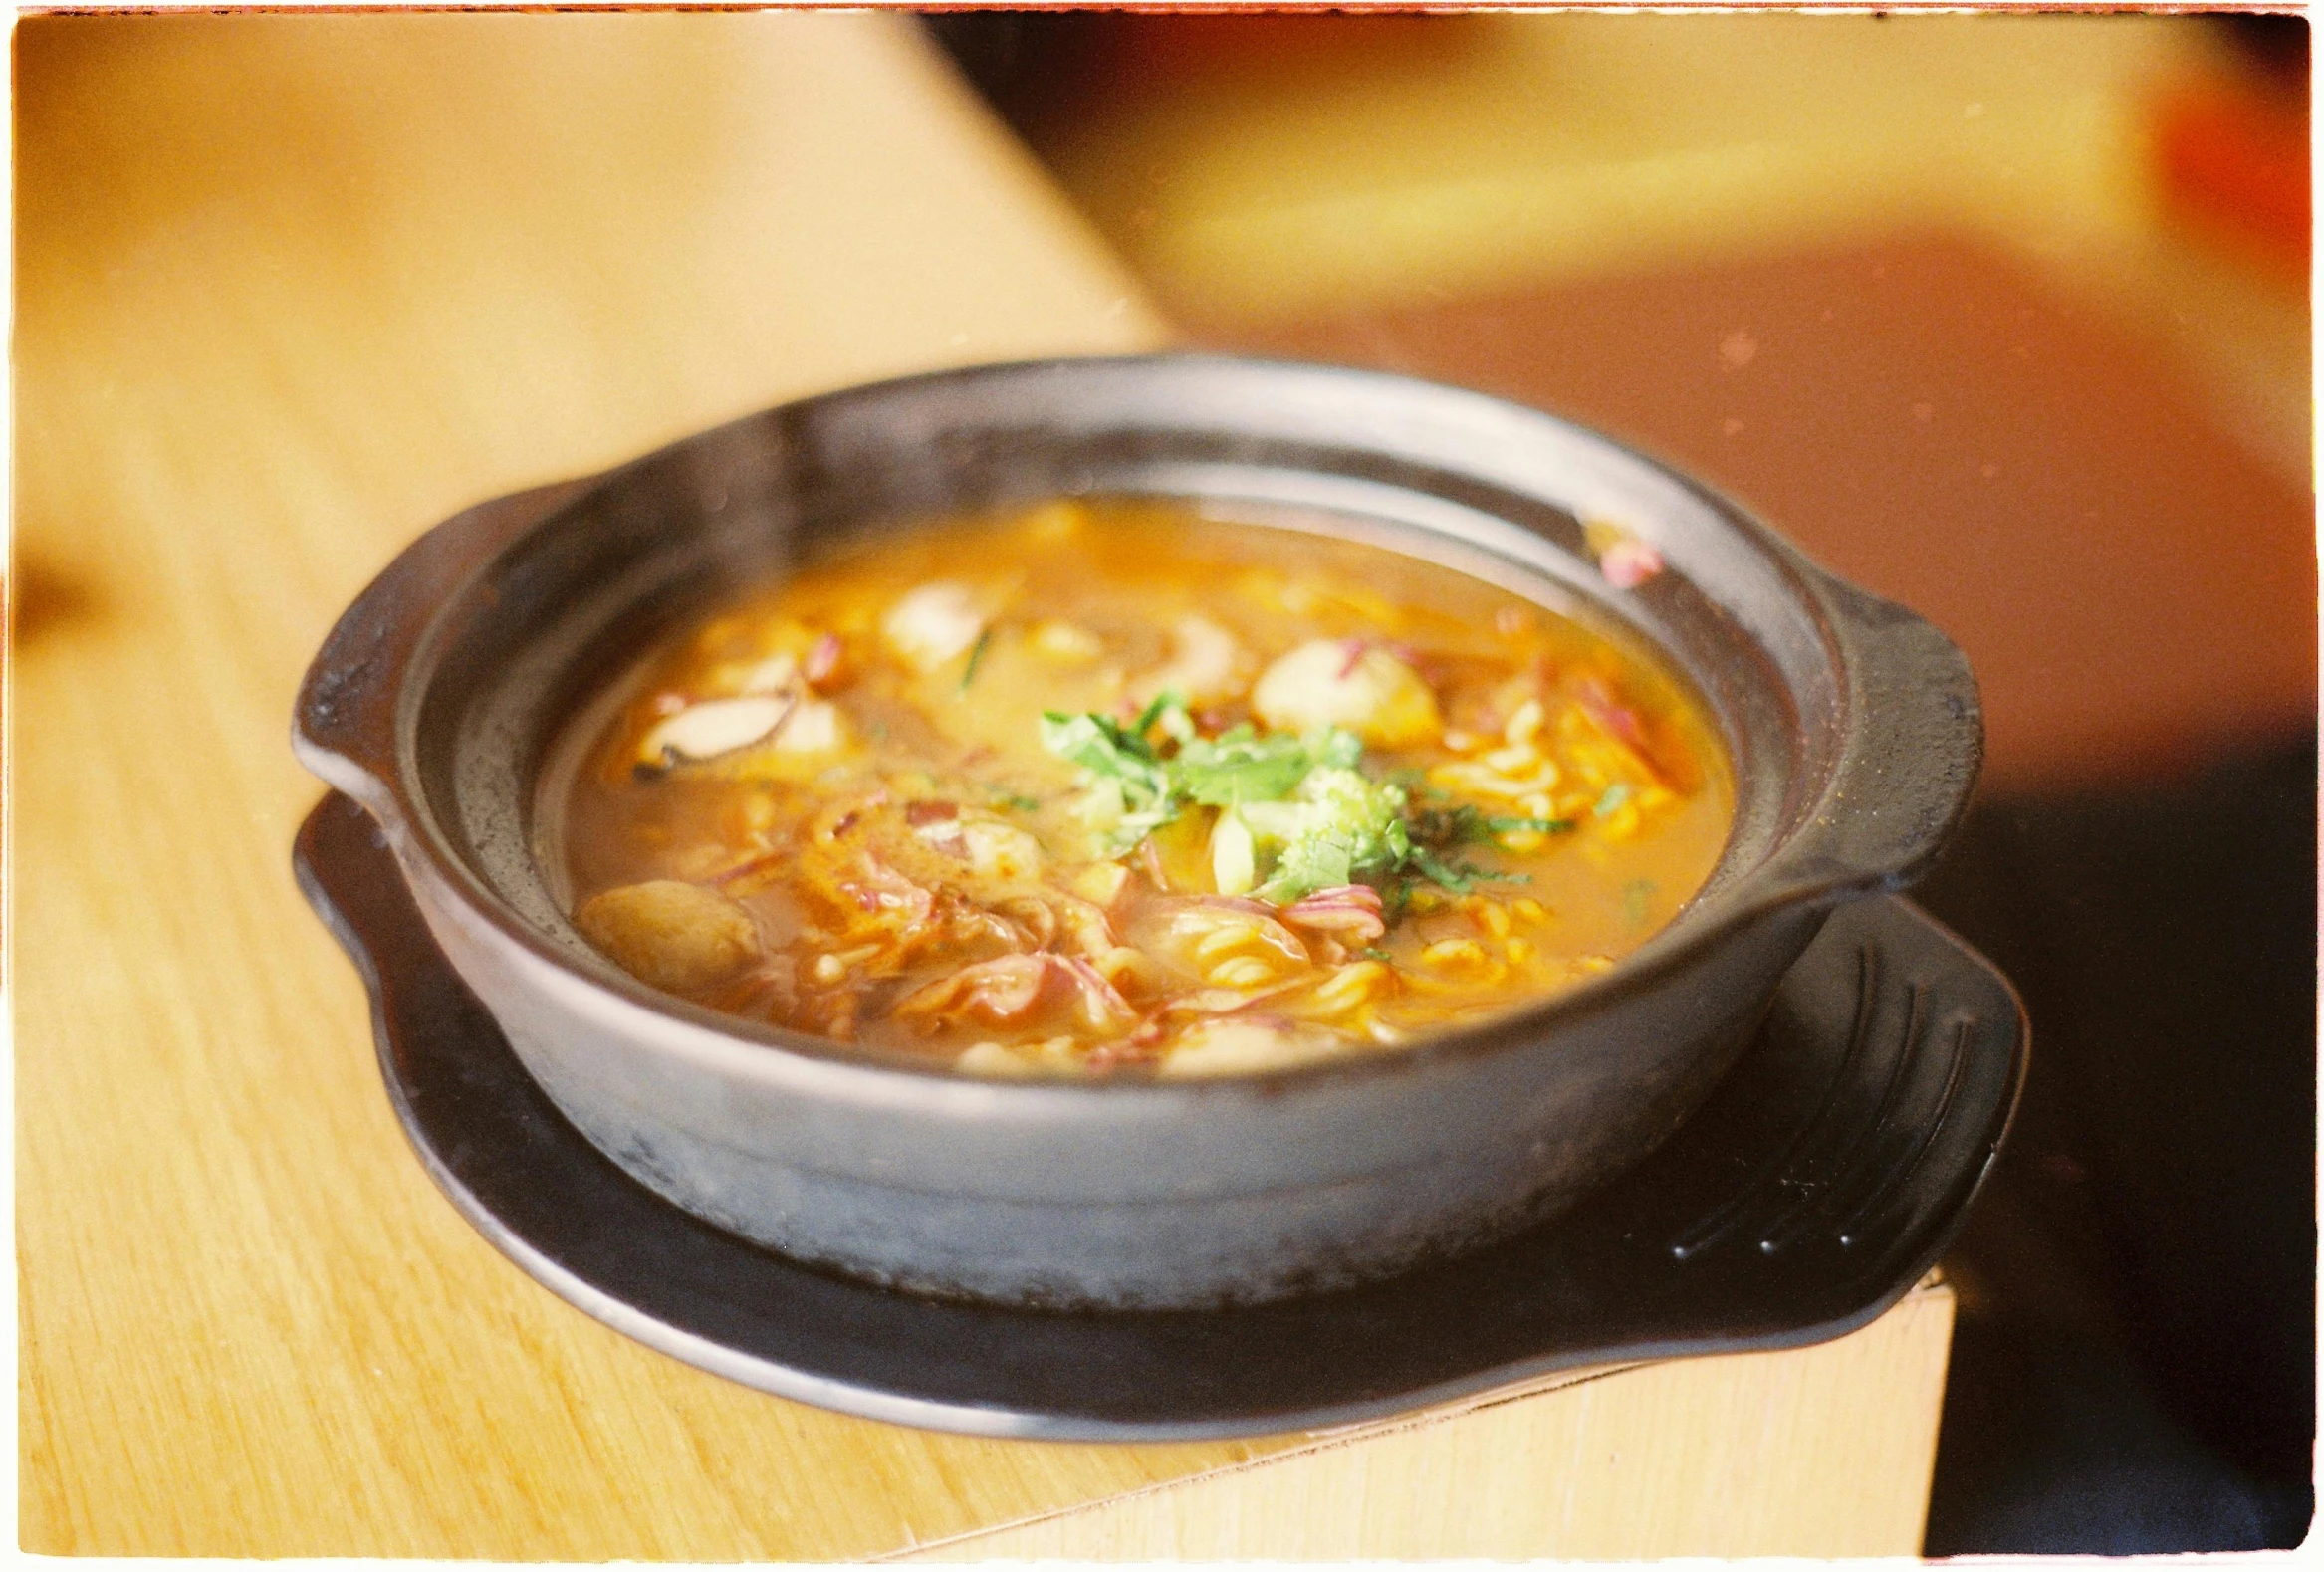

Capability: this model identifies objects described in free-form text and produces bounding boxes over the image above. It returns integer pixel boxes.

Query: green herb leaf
[1129,689,1183,742]
[1487,814,1576,836]
[1038,701,1544,907]
[1040,711,1154,776]
[1248,767,1410,903]
[1406,844,1483,893]
[1040,712,1171,809]
[1407,801,1489,848]
[1409,803,1578,848]
[1263,832,1356,899]
[1172,724,1322,806]
[1312,728,1365,771]
[959,628,993,690]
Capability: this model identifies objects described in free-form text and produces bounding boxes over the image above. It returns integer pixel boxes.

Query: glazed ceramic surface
[297,789,2022,1436]
[293,355,1981,1309]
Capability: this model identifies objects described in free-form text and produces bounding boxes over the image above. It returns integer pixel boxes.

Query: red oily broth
[537,497,1733,1079]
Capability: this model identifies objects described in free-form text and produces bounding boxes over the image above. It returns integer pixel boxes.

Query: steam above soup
[541,500,1733,1078]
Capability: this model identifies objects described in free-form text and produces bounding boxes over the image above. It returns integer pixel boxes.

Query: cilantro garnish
[959,628,993,690]
[1039,696,1548,906]
[1407,801,1575,849]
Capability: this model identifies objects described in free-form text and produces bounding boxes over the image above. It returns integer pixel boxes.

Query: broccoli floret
[1243,768,1412,903]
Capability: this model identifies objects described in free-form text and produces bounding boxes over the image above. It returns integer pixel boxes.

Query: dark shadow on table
[1917,733,2316,1553]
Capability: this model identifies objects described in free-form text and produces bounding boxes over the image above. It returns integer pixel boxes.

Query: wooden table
[14,13,1953,1557]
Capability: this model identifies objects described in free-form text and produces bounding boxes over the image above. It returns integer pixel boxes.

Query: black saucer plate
[295,791,2024,1441]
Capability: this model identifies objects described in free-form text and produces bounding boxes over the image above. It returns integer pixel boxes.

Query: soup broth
[542,500,1733,1078]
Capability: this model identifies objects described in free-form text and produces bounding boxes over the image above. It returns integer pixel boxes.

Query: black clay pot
[293,354,1980,1310]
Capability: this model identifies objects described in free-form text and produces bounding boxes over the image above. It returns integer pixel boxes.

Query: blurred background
[926,10,2316,1554]
[15,8,2311,1556]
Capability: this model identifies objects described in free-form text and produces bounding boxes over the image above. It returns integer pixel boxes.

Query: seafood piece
[881,581,988,672]
[1279,884,1387,946]
[557,499,1733,1076]
[1030,620,1105,663]
[1131,614,1253,706]
[915,814,1046,881]
[576,880,763,993]
[957,819,1045,880]
[1251,638,1441,748]
[895,953,1137,1037]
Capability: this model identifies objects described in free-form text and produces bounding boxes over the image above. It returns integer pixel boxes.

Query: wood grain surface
[914,1282,1955,1561]
[15,12,1949,1558]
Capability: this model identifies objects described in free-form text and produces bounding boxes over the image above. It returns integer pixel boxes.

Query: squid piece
[893,953,1138,1037]
[1278,884,1388,946]
[913,813,1047,882]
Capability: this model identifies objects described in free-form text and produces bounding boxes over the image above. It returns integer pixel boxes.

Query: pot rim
[294,351,1982,1107]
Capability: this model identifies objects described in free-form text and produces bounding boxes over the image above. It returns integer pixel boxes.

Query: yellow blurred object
[1046,13,2307,480]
